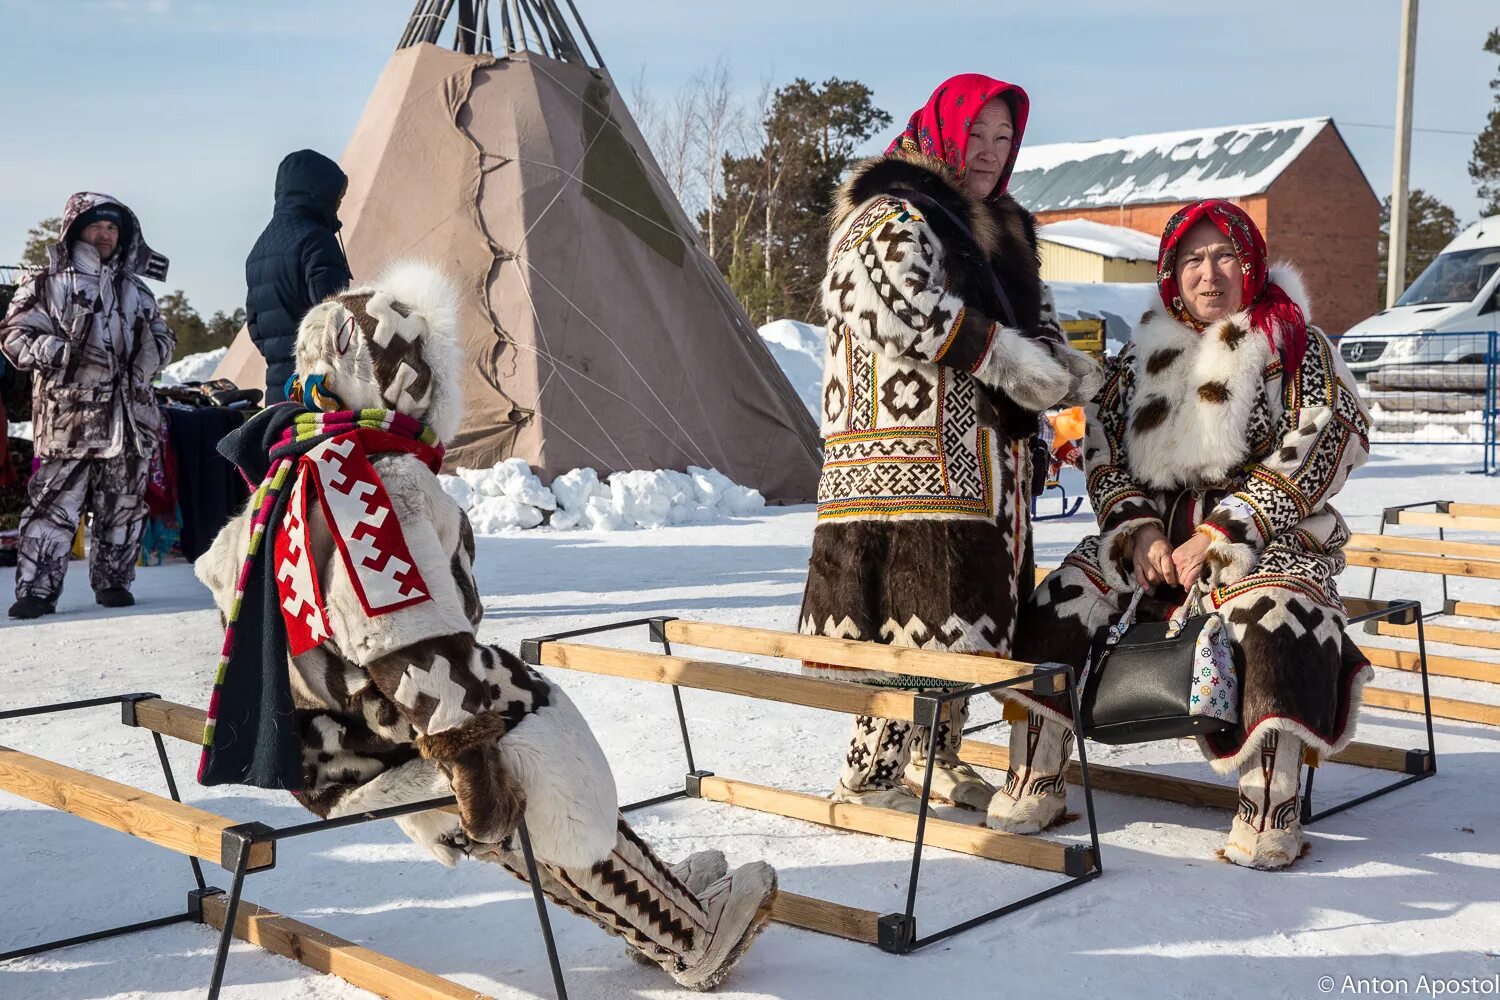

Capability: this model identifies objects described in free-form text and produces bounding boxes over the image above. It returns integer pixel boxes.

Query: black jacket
[244,150,351,402]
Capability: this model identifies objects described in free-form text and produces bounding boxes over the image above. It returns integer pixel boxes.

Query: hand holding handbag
[1077,583,1239,745]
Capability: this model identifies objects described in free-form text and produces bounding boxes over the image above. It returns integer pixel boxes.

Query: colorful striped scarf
[197,405,442,789]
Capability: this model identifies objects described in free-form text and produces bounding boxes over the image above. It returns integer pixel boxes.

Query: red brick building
[1010,118,1380,334]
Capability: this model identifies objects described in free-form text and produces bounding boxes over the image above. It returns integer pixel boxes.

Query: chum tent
[215,0,821,502]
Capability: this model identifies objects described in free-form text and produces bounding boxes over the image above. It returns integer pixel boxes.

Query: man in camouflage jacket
[1,192,173,618]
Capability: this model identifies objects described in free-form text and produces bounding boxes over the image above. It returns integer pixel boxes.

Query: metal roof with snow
[1010,118,1329,212]
[1037,219,1160,261]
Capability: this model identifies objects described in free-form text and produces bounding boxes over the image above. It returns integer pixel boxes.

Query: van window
[1397,247,1500,306]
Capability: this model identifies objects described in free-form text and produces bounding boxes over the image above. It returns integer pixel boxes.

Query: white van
[1338,215,1500,377]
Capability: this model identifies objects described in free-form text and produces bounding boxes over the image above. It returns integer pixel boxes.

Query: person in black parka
[245,150,352,403]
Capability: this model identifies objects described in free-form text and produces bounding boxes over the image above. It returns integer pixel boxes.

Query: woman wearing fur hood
[799,74,1099,814]
[998,199,1373,870]
[194,262,776,991]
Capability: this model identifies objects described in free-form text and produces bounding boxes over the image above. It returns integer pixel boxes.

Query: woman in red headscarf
[999,199,1373,870]
[798,74,1100,814]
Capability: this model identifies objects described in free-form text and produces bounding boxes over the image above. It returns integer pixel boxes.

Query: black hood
[273,150,347,231]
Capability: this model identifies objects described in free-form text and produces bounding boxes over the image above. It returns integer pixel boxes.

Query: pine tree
[1470,28,1500,217]
[1378,189,1461,305]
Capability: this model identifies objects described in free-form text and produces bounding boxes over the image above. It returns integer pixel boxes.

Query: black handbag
[1078,586,1239,745]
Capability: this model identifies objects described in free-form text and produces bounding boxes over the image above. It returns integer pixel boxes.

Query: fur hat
[293,260,463,441]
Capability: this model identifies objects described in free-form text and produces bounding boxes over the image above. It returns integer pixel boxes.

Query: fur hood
[831,150,1044,334]
[1123,264,1314,490]
[293,260,464,442]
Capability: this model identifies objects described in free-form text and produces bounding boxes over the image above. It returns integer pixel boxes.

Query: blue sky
[0,0,1495,316]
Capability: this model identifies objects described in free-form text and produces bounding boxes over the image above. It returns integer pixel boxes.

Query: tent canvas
[217,31,820,501]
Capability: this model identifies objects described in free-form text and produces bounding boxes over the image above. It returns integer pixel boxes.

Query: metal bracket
[1362,620,1383,635]
[1406,749,1434,776]
[1436,501,1452,514]
[1063,844,1095,878]
[1443,598,1460,616]
[910,695,942,730]
[876,913,916,954]
[685,770,714,797]
[1382,507,1402,525]
[187,887,224,923]
[518,638,544,666]
[118,692,159,728]
[221,822,275,874]
[647,617,679,645]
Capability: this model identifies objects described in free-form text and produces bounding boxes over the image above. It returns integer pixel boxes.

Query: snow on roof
[1038,219,1160,261]
[1011,117,1329,212]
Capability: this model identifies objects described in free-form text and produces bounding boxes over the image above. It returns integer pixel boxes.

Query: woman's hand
[1171,532,1212,589]
[1131,525,1177,590]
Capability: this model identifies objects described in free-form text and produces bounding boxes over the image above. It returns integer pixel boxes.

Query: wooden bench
[522,619,1098,955]
[0,694,560,1000]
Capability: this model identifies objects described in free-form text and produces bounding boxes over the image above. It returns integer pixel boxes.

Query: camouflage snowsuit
[0,193,173,601]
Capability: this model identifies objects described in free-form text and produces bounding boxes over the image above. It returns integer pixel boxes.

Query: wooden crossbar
[199,894,493,1000]
[1367,620,1500,651]
[695,775,1089,874]
[535,641,920,720]
[1447,502,1500,519]
[1387,511,1500,531]
[661,619,1053,688]
[1348,533,1500,561]
[1363,688,1500,727]
[0,745,273,869]
[770,892,880,944]
[1447,600,1500,621]
[1342,549,1500,580]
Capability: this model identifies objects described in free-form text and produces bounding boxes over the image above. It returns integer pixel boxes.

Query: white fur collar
[1121,267,1300,490]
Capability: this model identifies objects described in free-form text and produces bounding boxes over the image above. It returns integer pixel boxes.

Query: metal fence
[1338,330,1498,475]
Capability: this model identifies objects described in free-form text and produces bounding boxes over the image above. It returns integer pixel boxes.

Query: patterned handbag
[1077,583,1239,745]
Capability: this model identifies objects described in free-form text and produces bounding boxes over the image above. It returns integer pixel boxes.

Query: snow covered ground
[156,347,229,387]
[2,450,1498,999]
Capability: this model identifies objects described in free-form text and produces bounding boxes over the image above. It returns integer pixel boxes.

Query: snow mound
[758,319,824,419]
[156,347,228,386]
[438,463,765,533]
[1050,281,1159,351]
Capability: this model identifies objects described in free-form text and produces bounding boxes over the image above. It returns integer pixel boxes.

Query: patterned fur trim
[1202,660,1372,775]
[1202,527,1260,590]
[417,710,513,761]
[1096,514,1162,593]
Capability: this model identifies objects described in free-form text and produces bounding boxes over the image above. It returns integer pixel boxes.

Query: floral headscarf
[1157,199,1309,371]
[887,74,1030,197]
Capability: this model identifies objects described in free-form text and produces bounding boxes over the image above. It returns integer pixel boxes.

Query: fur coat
[1013,272,1375,770]
[195,265,618,868]
[800,152,1098,684]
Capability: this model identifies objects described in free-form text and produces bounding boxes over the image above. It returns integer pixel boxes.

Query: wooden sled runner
[0,694,568,1000]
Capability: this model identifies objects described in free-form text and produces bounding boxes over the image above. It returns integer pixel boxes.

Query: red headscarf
[887,74,1031,197]
[1156,199,1309,371]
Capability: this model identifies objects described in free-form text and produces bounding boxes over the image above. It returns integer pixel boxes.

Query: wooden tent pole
[561,0,606,67]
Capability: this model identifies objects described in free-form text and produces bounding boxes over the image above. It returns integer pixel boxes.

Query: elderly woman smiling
[994,199,1374,870]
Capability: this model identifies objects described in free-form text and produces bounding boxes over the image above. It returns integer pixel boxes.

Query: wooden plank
[0,746,272,869]
[662,619,1052,687]
[1349,532,1500,561]
[1388,512,1500,532]
[1342,550,1500,580]
[1330,740,1434,773]
[1365,687,1500,727]
[199,894,491,1000]
[1448,600,1500,621]
[537,642,919,720]
[1369,621,1500,651]
[1344,596,1419,623]
[1447,502,1500,519]
[1363,644,1500,683]
[770,891,880,944]
[695,775,1091,875]
[132,697,208,745]
[959,740,1239,811]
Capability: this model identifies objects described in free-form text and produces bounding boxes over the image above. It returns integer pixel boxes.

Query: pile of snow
[156,347,227,386]
[758,319,823,420]
[439,459,765,532]
[1050,280,1158,352]
[6,420,31,441]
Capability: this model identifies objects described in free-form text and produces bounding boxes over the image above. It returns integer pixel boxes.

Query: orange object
[1048,407,1086,453]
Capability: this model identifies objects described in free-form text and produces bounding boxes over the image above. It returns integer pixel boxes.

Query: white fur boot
[905,698,996,811]
[984,709,1073,834]
[832,714,922,814]
[1223,730,1305,870]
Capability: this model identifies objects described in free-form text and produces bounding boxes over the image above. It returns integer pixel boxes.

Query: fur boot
[473,819,776,991]
[985,709,1073,833]
[833,714,922,813]
[626,849,728,965]
[1223,730,1305,870]
[905,698,996,811]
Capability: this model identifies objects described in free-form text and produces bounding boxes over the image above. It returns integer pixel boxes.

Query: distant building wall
[1039,241,1105,283]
